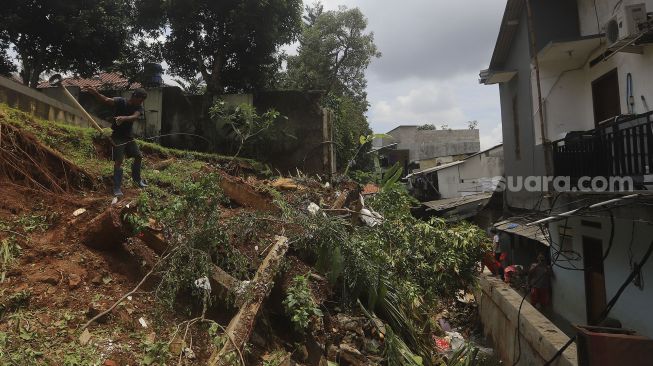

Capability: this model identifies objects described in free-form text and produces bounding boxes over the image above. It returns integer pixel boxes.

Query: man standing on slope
[83,87,148,196]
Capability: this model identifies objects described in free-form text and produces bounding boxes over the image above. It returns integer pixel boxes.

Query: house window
[592,68,621,125]
[512,94,521,160]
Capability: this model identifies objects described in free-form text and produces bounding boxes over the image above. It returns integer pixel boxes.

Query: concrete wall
[578,0,653,37]
[0,76,107,128]
[477,274,578,366]
[458,146,504,193]
[496,9,548,210]
[436,166,461,199]
[546,203,653,338]
[379,126,480,162]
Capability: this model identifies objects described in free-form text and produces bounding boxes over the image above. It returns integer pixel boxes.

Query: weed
[262,350,290,366]
[0,290,30,319]
[142,339,170,365]
[0,237,21,282]
[283,274,323,333]
[16,213,50,233]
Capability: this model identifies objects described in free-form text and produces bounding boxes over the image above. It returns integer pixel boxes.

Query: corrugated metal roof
[423,192,493,211]
[494,216,549,246]
[405,160,464,179]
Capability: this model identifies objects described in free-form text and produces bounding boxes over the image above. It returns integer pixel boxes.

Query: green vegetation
[283,274,323,333]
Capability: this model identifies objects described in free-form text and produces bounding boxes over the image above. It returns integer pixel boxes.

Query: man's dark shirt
[111,97,144,139]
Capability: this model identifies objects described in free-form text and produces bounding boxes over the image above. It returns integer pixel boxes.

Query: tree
[286,4,381,102]
[0,36,14,76]
[417,124,436,130]
[161,0,302,95]
[174,76,207,96]
[285,3,381,172]
[1,0,135,87]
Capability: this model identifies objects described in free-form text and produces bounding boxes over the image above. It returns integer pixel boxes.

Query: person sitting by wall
[528,253,553,309]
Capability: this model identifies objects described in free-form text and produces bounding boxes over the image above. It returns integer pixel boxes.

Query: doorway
[592,69,621,125]
[583,236,607,325]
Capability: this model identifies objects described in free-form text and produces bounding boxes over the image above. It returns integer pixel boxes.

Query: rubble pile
[0,105,496,365]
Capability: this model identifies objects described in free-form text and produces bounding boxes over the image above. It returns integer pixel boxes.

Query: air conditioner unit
[604,3,648,46]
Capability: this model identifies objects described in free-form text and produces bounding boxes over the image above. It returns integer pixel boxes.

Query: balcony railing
[553,111,653,179]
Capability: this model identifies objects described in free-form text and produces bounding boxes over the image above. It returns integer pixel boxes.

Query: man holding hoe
[83,87,148,196]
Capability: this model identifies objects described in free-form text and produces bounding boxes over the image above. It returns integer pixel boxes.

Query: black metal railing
[553,111,653,179]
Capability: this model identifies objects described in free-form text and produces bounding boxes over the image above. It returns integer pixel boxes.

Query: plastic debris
[360,208,383,227]
[72,208,86,217]
[194,276,212,292]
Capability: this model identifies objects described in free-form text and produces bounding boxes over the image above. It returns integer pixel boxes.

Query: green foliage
[209,100,284,159]
[285,4,380,172]
[283,274,323,333]
[160,0,302,94]
[285,3,381,99]
[416,124,436,131]
[142,339,170,365]
[174,76,207,95]
[262,350,290,366]
[17,213,51,233]
[1,0,135,87]
[0,290,30,320]
[343,132,387,176]
[1,237,21,283]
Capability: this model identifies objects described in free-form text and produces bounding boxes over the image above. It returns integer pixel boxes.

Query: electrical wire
[543,240,653,365]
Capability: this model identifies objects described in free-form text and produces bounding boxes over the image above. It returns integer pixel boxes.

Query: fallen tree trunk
[81,200,136,250]
[208,235,289,366]
[219,172,279,213]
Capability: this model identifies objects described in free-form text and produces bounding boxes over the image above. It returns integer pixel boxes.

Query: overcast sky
[312,0,506,149]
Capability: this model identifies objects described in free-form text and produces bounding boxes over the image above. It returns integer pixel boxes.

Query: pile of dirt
[0,119,94,193]
[0,105,489,366]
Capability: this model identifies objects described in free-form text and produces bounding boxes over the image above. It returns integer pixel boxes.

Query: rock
[69,273,82,289]
[362,338,381,355]
[79,329,91,345]
[72,208,87,217]
[90,274,103,285]
[339,344,368,366]
[34,270,59,285]
[295,344,309,362]
[327,344,339,361]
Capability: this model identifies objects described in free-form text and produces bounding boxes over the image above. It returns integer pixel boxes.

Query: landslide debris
[0,104,496,366]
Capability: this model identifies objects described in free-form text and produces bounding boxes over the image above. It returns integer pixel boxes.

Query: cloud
[321,0,506,82]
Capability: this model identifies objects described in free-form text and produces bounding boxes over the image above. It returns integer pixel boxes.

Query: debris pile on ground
[0,104,498,365]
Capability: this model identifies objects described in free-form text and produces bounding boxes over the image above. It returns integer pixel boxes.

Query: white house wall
[458,147,504,194]
[578,0,653,37]
[436,166,461,199]
[547,207,653,338]
[530,0,653,144]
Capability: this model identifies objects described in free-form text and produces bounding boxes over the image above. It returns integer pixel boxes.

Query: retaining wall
[0,76,107,128]
[477,273,577,366]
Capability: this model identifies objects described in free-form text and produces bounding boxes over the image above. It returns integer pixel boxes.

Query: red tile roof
[38,72,141,89]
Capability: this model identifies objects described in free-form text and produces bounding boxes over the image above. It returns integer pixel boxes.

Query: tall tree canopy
[161,0,303,95]
[285,3,381,171]
[1,0,135,87]
[286,4,380,103]
[0,32,14,76]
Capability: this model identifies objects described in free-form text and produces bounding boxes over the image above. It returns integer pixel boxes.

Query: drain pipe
[525,0,553,202]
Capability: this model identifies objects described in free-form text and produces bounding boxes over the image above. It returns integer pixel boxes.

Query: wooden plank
[208,236,289,366]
